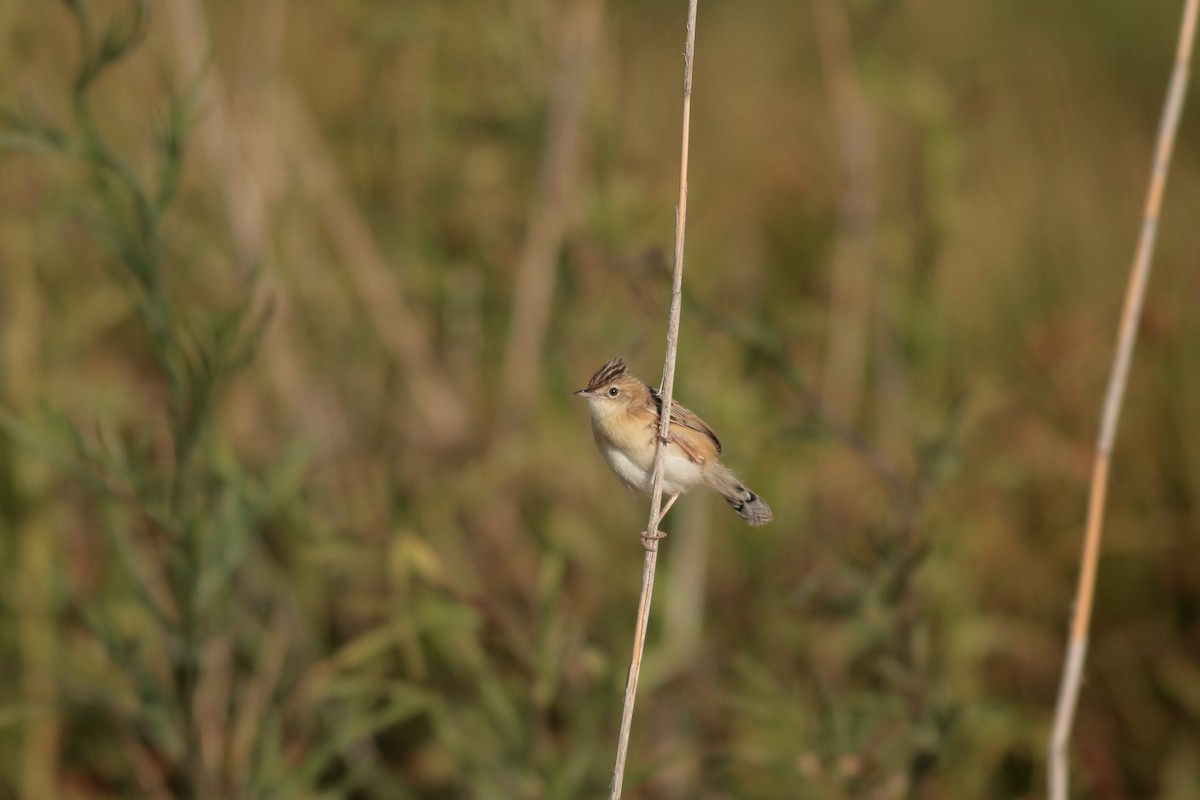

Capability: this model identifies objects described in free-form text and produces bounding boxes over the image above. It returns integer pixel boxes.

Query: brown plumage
[573,358,773,527]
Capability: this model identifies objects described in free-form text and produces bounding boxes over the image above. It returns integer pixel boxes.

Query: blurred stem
[811,0,878,425]
[4,223,58,800]
[17,513,58,799]
[660,496,708,675]
[280,88,469,449]
[163,0,270,273]
[500,0,602,429]
[172,514,207,799]
[1048,1,1198,797]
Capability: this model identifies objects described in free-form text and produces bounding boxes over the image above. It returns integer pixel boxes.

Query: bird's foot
[640,529,666,550]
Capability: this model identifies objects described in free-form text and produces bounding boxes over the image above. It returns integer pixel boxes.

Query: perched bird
[573,358,773,531]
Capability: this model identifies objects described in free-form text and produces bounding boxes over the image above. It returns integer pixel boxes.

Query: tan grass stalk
[1048,2,1198,797]
[609,2,698,797]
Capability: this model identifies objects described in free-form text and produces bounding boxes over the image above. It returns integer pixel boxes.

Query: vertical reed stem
[1048,2,1198,796]
[609,2,698,797]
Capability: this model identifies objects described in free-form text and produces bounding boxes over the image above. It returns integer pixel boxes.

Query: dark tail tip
[725,489,773,527]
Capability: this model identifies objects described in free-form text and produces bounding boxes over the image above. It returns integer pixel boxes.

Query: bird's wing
[666,403,722,465]
[648,385,722,461]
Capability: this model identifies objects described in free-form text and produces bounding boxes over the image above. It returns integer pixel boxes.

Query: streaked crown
[583,358,630,393]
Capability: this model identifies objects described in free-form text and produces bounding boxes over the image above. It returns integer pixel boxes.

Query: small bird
[573,358,773,533]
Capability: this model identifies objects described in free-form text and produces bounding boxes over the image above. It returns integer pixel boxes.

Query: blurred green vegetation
[2,1,1199,798]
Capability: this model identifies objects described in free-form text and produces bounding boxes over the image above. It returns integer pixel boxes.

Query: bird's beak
[572,388,594,398]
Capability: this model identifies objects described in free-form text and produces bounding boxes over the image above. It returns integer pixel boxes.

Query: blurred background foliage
[1,1,1199,798]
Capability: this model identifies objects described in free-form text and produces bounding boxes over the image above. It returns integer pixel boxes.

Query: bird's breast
[592,413,706,496]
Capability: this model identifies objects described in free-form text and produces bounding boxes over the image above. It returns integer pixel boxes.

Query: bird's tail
[706,464,773,527]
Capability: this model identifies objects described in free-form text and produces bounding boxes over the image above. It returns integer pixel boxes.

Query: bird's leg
[656,493,680,526]
[641,493,679,550]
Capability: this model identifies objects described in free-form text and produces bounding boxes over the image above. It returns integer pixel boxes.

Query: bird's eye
[608,386,620,396]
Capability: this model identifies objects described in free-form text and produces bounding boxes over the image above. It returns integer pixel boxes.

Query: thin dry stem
[1048,1,1198,796]
[609,2,698,797]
